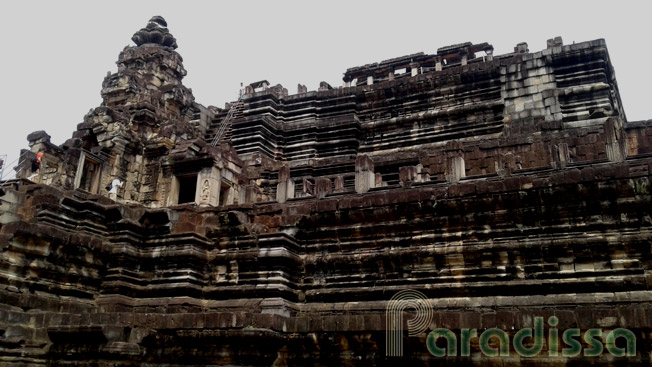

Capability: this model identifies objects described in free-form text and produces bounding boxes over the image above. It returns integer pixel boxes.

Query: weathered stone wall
[2,153,652,365]
[3,17,652,366]
[211,39,628,205]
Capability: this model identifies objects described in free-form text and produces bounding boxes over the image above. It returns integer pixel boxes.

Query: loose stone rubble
[1,16,652,366]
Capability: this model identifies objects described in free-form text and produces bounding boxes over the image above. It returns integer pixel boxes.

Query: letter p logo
[386,289,432,357]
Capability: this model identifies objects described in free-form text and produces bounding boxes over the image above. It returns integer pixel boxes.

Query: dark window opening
[79,158,100,193]
[220,182,230,206]
[177,175,197,204]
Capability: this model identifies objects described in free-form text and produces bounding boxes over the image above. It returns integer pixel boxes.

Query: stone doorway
[177,174,198,204]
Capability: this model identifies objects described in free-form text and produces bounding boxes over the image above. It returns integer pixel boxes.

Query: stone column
[375,173,384,187]
[276,165,294,203]
[334,175,345,193]
[485,46,494,62]
[435,56,443,72]
[460,50,468,66]
[399,166,417,188]
[342,76,352,88]
[302,178,314,196]
[604,117,627,163]
[445,141,466,183]
[355,155,375,194]
[366,75,374,86]
[410,62,420,76]
[415,164,429,183]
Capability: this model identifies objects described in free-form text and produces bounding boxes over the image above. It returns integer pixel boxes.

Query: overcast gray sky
[1,1,650,178]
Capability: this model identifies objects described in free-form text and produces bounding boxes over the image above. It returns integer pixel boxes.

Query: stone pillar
[460,50,468,66]
[399,166,417,188]
[355,155,375,194]
[375,172,384,187]
[314,178,332,199]
[410,62,419,76]
[276,165,294,203]
[388,71,395,81]
[302,178,314,195]
[445,141,466,183]
[297,84,307,94]
[435,56,443,72]
[485,46,494,62]
[367,75,374,86]
[415,164,429,183]
[334,175,345,192]
[604,117,627,163]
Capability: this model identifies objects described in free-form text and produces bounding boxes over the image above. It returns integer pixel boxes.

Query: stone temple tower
[16,16,243,208]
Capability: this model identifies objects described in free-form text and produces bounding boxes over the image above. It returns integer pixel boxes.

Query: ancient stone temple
[1,17,651,366]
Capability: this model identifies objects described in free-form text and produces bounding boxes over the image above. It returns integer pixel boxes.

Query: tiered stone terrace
[1,17,652,366]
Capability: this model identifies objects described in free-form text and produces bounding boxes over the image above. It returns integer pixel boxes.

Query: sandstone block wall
[2,18,652,366]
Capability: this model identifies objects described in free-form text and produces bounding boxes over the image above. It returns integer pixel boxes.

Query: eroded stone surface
[2,17,652,366]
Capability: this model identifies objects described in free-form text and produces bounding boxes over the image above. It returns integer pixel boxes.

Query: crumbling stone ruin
[1,16,652,366]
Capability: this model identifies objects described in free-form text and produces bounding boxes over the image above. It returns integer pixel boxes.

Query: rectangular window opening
[177,174,198,204]
[78,157,101,193]
[394,67,407,76]
[220,182,231,206]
